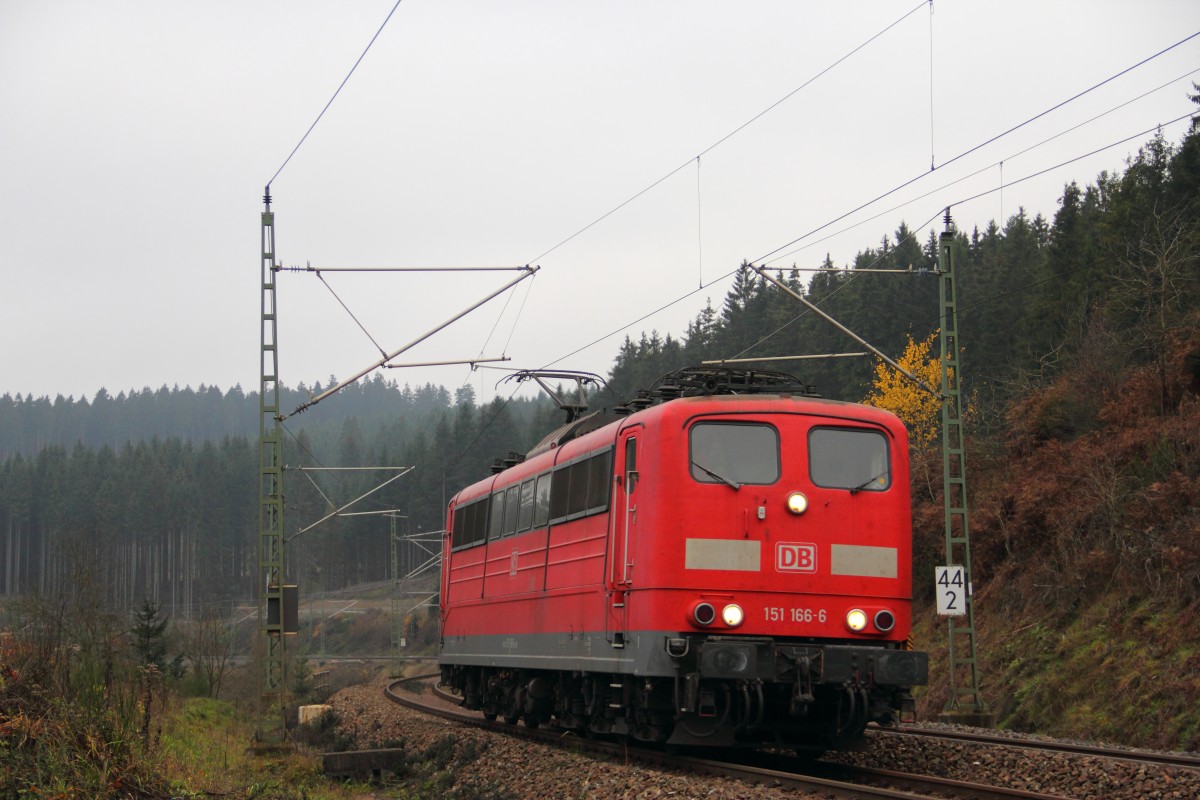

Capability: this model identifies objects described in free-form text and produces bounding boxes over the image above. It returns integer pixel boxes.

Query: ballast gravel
[326,678,1200,799]
[328,681,807,800]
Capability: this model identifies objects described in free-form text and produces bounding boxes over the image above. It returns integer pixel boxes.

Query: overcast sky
[3,1,1198,407]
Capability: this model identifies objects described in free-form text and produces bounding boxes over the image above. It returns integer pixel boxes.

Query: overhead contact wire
[517,41,1199,417]
[536,100,1195,382]
[945,112,1195,214]
[936,29,1200,176]
[841,113,1191,274]
[526,0,928,265]
[750,112,1193,359]
[674,110,1191,364]
[444,2,926,385]
[454,268,723,473]
[764,70,1200,267]
[753,28,1200,265]
[444,382,526,475]
[462,24,1197,442]
[541,269,737,371]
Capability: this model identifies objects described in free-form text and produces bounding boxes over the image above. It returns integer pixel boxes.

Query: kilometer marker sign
[935,565,967,616]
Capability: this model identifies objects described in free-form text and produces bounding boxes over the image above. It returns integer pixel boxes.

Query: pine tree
[130,598,171,671]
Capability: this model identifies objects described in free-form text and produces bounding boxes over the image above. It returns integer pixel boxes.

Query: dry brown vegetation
[913,315,1200,749]
[0,595,177,798]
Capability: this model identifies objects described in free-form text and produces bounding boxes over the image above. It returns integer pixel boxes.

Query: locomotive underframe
[440,632,926,750]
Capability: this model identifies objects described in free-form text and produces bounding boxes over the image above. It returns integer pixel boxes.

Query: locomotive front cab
[629,395,916,634]
[619,394,928,747]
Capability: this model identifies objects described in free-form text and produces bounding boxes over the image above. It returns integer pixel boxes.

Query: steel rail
[383,676,1069,800]
[877,726,1200,771]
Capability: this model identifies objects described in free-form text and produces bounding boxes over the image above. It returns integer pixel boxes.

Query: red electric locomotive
[438,367,927,751]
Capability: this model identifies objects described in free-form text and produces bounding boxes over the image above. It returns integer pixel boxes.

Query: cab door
[607,426,640,646]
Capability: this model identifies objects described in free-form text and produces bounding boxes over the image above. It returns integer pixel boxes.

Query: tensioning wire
[266,0,407,189]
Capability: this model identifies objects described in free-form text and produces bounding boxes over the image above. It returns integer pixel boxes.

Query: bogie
[440,662,909,751]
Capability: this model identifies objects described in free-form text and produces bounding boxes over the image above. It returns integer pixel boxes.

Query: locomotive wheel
[503,713,519,725]
[483,711,497,722]
[523,714,540,729]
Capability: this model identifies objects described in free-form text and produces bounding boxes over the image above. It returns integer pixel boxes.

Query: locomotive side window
[549,464,571,521]
[548,448,614,524]
[516,478,536,532]
[533,472,552,527]
[451,497,488,550]
[624,437,638,493]
[470,500,487,544]
[566,459,590,515]
[689,422,780,486]
[809,427,890,491]
[451,503,465,547]
[587,449,612,509]
[503,484,520,536]
[488,492,505,540]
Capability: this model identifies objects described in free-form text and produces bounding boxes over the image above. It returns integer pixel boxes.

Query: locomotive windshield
[809,427,890,491]
[689,422,780,486]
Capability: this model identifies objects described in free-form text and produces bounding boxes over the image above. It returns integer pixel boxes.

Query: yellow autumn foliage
[864,331,943,448]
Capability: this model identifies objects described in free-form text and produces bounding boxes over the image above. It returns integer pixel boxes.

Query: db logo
[777,542,817,573]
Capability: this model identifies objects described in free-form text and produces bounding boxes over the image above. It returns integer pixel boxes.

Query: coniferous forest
[2,108,1198,663]
[0,377,562,610]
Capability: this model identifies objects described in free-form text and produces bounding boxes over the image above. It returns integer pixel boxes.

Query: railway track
[384,675,1075,800]
[877,724,1200,771]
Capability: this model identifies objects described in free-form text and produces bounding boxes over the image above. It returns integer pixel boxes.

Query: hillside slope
[913,318,1200,750]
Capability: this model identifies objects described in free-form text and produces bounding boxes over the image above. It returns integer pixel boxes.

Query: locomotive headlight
[786,491,808,515]
[721,603,744,627]
[845,608,868,632]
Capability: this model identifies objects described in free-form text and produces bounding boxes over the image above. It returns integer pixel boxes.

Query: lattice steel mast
[256,188,288,747]
[936,210,988,721]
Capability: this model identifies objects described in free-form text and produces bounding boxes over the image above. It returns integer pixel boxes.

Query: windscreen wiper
[691,460,741,491]
[849,472,887,495]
